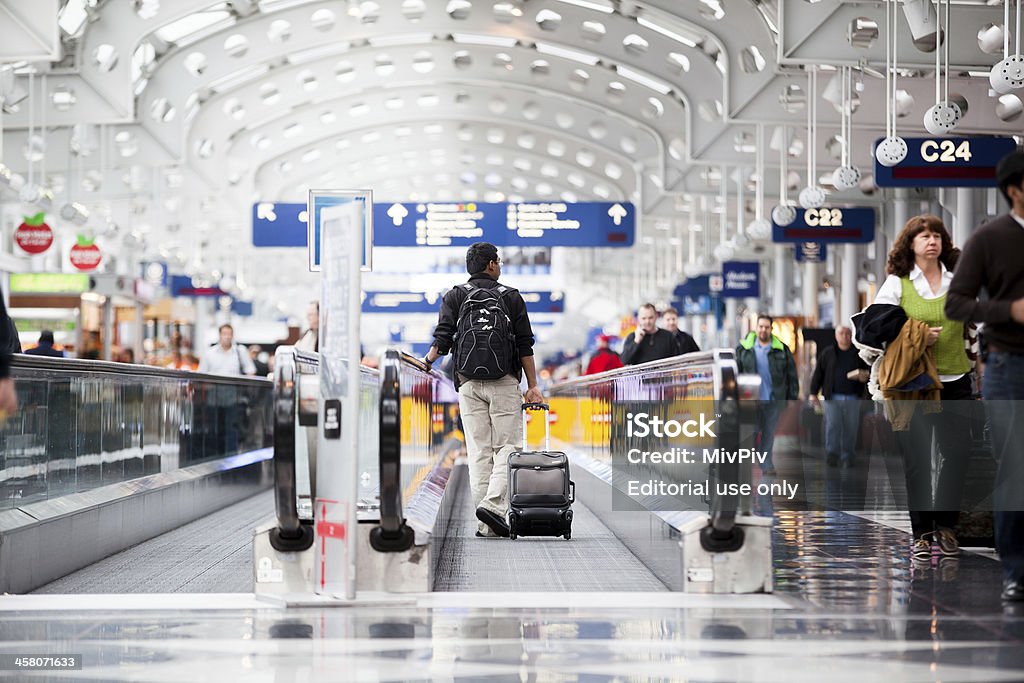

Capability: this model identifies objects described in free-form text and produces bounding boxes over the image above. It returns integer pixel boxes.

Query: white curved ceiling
[0,0,1021,319]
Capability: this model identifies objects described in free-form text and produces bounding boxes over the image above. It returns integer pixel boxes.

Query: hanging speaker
[990,55,1024,94]
[875,136,908,167]
[799,185,827,209]
[771,205,797,227]
[832,166,861,190]
[746,218,773,239]
[923,101,962,135]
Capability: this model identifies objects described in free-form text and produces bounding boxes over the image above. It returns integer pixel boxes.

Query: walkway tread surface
[33,491,274,594]
[433,474,668,592]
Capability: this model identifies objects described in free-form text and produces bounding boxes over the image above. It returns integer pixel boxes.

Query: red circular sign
[14,222,54,254]
[70,242,102,271]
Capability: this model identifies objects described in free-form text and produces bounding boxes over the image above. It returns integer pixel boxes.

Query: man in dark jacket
[25,330,63,357]
[809,326,869,467]
[736,315,798,475]
[426,242,542,538]
[945,150,1024,603]
[621,303,681,365]
[662,307,700,355]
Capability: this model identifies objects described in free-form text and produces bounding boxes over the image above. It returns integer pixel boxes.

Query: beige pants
[458,375,523,525]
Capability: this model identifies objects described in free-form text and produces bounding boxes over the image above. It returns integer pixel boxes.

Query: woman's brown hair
[885,214,960,277]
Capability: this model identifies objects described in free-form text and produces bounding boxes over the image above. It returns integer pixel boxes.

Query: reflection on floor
[3,508,1021,681]
[4,448,1023,681]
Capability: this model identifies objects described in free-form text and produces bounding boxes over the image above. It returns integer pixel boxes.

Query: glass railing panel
[1,357,272,511]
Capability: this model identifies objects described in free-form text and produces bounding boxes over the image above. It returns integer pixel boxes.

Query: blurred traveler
[25,330,63,358]
[809,326,869,468]
[296,301,318,352]
[945,151,1024,602]
[2,317,21,355]
[621,303,682,365]
[249,345,270,376]
[661,307,700,355]
[584,334,624,375]
[199,324,256,376]
[0,287,18,420]
[876,214,974,561]
[736,315,798,476]
[425,242,542,538]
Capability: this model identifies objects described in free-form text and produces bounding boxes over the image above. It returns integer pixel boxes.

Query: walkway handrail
[269,346,314,552]
[10,354,271,387]
[546,348,760,546]
[370,349,416,552]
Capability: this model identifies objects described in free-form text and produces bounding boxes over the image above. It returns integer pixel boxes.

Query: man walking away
[736,315,799,475]
[662,307,700,355]
[426,243,543,538]
[25,330,63,358]
[621,304,682,365]
[945,150,1024,603]
[809,326,869,467]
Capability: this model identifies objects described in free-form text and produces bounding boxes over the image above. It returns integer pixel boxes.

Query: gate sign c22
[772,206,875,244]
[874,137,1017,188]
[722,261,760,298]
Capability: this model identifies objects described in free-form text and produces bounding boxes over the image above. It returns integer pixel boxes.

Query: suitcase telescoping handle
[522,402,550,452]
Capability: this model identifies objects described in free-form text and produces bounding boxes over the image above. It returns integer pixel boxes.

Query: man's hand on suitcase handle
[524,386,544,405]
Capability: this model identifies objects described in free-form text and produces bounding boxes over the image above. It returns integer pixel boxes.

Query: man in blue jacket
[735,315,799,475]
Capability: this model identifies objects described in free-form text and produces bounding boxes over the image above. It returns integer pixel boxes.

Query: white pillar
[134,302,144,363]
[802,262,819,326]
[955,187,975,246]
[893,188,911,238]
[725,298,738,346]
[773,245,788,315]
[102,298,114,361]
[841,243,858,328]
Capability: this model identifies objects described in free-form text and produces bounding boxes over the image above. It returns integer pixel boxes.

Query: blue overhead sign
[772,207,875,244]
[722,261,760,298]
[363,290,565,314]
[374,201,633,247]
[874,137,1017,188]
[169,275,227,298]
[253,201,635,250]
[794,243,827,263]
[674,276,710,298]
[252,203,307,247]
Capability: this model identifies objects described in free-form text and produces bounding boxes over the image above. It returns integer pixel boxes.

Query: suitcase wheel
[563,531,571,540]
[508,513,517,541]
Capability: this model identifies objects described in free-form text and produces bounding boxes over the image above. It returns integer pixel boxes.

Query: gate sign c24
[722,261,760,298]
[873,136,1017,188]
[772,206,875,244]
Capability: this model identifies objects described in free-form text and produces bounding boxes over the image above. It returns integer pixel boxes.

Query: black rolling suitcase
[507,402,575,540]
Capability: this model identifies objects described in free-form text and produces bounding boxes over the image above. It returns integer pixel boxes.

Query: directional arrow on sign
[387,203,409,226]
[608,203,627,226]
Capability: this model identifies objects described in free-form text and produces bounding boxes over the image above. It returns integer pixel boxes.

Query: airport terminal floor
[4,476,1022,681]
[0,348,1022,682]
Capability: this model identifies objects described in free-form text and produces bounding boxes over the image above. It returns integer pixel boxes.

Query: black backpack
[454,284,517,380]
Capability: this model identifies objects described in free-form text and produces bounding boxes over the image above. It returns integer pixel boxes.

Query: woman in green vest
[875,215,975,561]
